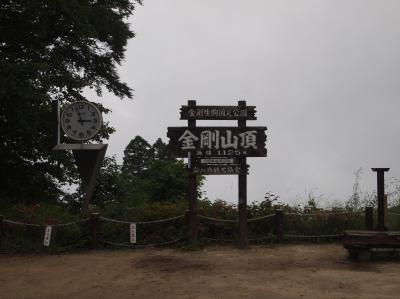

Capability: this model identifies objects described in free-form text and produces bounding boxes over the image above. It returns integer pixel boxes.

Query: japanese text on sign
[167,127,267,157]
[193,164,248,175]
[180,105,256,120]
[179,129,258,150]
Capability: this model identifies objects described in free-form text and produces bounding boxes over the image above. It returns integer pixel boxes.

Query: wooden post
[384,194,388,228]
[187,100,198,248]
[365,207,373,230]
[90,213,99,248]
[0,215,3,247]
[372,168,389,231]
[275,209,284,242]
[184,209,190,237]
[238,100,248,249]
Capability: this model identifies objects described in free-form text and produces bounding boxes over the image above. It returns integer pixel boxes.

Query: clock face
[60,101,103,141]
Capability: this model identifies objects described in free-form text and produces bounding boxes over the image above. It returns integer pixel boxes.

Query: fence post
[184,210,190,240]
[0,215,3,247]
[275,209,284,242]
[365,206,373,230]
[90,213,99,248]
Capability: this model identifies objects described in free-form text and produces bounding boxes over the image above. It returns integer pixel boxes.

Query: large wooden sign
[180,105,256,120]
[192,163,249,175]
[172,100,267,249]
[167,127,267,157]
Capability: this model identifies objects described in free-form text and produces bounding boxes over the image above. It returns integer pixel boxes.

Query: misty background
[87,0,400,206]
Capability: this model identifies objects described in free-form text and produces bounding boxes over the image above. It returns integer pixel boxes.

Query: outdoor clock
[60,101,103,141]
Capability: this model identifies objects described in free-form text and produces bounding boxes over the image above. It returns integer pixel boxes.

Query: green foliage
[118,159,190,204]
[122,136,154,176]
[92,155,122,207]
[0,203,87,253]
[0,0,141,203]
[142,160,188,202]
[116,136,203,205]
[152,138,170,160]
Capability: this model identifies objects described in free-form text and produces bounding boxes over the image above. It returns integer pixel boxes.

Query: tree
[152,138,170,160]
[92,155,122,207]
[143,160,188,202]
[0,0,141,203]
[122,136,154,176]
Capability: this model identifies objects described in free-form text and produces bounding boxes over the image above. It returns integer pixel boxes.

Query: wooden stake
[275,209,284,242]
[0,215,3,247]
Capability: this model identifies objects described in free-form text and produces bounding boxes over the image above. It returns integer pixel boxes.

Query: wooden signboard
[167,127,267,158]
[180,105,256,120]
[192,164,249,175]
[200,157,239,164]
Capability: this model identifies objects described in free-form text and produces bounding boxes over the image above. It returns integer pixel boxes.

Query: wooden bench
[343,230,400,261]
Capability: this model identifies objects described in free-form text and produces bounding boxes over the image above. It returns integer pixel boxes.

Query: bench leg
[348,249,371,261]
[348,249,358,260]
[358,250,371,261]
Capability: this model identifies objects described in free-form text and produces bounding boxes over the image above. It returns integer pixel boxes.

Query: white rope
[52,218,89,227]
[285,234,343,238]
[198,215,238,223]
[285,211,361,216]
[3,218,89,227]
[99,237,185,248]
[203,237,235,242]
[247,214,275,222]
[3,219,43,227]
[99,214,184,225]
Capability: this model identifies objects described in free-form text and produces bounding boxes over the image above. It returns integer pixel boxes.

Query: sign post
[187,100,198,248]
[168,100,267,249]
[238,100,248,248]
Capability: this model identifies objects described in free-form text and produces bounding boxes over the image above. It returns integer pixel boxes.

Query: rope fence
[99,214,184,225]
[1,207,398,251]
[198,215,238,223]
[98,214,186,248]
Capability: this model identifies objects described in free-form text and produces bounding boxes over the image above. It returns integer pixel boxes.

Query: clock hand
[75,103,84,125]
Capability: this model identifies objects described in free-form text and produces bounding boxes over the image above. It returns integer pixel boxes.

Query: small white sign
[130,223,137,244]
[200,158,234,164]
[43,226,52,246]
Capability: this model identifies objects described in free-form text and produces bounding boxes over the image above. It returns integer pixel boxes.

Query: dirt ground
[0,244,399,299]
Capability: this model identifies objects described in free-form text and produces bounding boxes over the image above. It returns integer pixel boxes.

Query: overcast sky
[94,0,400,206]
